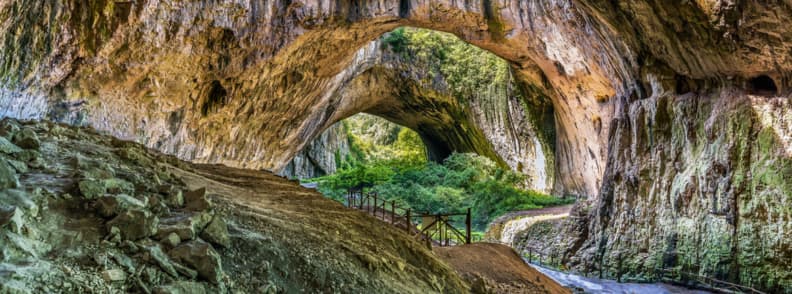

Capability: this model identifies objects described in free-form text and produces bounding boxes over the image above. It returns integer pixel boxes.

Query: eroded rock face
[0,0,632,197]
[2,0,791,291]
[575,90,792,291]
[279,122,350,179]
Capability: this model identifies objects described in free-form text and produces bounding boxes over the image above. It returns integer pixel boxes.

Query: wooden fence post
[465,208,471,244]
[528,247,532,263]
[391,201,396,224]
[435,214,448,246]
[373,194,378,217]
[405,209,411,233]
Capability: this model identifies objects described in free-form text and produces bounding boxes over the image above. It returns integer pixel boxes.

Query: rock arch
[1,0,636,197]
[280,29,557,192]
[2,1,792,290]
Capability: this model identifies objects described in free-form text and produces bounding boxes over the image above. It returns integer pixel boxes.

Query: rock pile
[0,118,230,293]
[0,118,471,293]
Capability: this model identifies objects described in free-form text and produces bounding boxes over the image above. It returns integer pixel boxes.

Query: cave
[280,28,556,194]
[200,80,228,116]
[1,1,791,292]
[748,75,778,95]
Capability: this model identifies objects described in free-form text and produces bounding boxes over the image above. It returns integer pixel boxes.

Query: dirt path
[171,163,571,293]
[490,205,574,225]
[485,205,574,245]
[435,243,571,294]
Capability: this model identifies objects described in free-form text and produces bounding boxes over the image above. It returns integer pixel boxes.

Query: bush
[382,27,408,53]
[313,153,570,230]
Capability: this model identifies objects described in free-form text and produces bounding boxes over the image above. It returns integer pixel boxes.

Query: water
[530,264,712,294]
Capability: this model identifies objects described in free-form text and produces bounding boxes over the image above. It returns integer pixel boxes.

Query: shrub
[313,152,570,230]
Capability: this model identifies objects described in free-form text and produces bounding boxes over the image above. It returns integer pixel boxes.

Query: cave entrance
[283,27,557,196]
[748,75,778,95]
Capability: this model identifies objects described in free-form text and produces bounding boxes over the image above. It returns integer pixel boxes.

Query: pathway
[531,264,712,294]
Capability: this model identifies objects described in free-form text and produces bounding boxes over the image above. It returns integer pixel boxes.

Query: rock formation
[1,0,791,291]
[0,118,469,293]
[279,122,349,179]
[282,31,554,192]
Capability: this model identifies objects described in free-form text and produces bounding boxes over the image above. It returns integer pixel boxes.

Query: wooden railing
[345,188,472,246]
[655,268,767,294]
[519,243,767,294]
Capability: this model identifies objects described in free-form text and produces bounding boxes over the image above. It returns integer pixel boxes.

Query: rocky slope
[2,0,792,291]
[0,118,471,293]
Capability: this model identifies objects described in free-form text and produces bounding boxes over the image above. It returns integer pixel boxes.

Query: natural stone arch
[3,2,792,290]
[183,1,629,197]
[280,29,559,192]
[3,0,792,198]
[1,0,633,198]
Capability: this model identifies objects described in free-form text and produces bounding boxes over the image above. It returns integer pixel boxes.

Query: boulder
[183,188,212,211]
[102,178,135,195]
[200,216,230,248]
[14,150,42,166]
[165,188,184,208]
[0,119,20,140]
[0,205,15,227]
[78,180,105,200]
[172,261,198,279]
[0,137,22,154]
[110,252,136,273]
[156,212,212,241]
[116,146,154,167]
[6,159,28,173]
[168,240,224,284]
[144,244,178,278]
[0,160,19,189]
[161,232,181,248]
[95,194,146,218]
[79,178,135,199]
[107,209,159,240]
[1,206,23,233]
[0,189,35,213]
[152,281,206,294]
[121,240,139,253]
[107,226,122,243]
[101,269,127,282]
[12,128,40,150]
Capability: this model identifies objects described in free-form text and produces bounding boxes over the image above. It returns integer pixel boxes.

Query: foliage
[381,27,512,101]
[313,152,571,230]
[382,27,408,53]
[316,29,571,230]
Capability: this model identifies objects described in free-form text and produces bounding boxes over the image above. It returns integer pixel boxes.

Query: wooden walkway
[344,188,473,246]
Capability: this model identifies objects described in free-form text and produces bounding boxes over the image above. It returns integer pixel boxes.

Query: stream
[530,264,712,294]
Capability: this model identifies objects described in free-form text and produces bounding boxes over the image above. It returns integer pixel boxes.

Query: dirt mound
[435,243,570,294]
